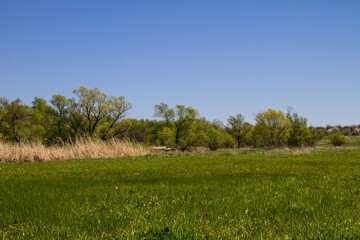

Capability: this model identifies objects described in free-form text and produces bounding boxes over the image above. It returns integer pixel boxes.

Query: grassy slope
[1,149,360,239]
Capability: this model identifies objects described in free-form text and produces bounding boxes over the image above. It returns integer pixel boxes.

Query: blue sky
[1,1,359,126]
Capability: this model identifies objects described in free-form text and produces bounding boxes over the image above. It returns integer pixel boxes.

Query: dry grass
[0,138,149,163]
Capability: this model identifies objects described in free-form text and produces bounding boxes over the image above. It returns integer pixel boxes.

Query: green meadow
[1,148,360,239]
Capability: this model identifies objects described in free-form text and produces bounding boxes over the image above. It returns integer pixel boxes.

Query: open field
[1,148,360,239]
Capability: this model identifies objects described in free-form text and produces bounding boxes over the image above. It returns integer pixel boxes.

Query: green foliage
[206,127,224,151]
[342,128,352,136]
[286,111,324,147]
[49,95,70,141]
[227,114,252,148]
[308,127,325,146]
[205,120,235,150]
[158,127,175,147]
[287,112,308,147]
[330,133,348,146]
[114,119,150,143]
[73,86,131,139]
[154,103,199,149]
[179,118,207,149]
[0,87,132,144]
[0,98,31,143]
[254,109,291,147]
[154,103,174,126]
[30,97,54,143]
[0,91,328,149]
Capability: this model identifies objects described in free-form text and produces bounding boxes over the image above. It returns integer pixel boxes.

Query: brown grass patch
[0,138,149,163]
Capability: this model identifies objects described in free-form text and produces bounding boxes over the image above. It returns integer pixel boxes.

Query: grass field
[1,148,360,239]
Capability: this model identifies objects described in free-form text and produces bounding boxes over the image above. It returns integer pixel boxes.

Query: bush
[329,133,348,146]
[206,127,225,151]
[342,128,352,136]
[307,127,324,147]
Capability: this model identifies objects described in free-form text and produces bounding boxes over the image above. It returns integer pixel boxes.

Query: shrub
[206,127,225,151]
[329,133,347,146]
[307,127,324,147]
[342,128,351,136]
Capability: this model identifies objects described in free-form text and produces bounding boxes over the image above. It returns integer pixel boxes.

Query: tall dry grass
[0,138,149,162]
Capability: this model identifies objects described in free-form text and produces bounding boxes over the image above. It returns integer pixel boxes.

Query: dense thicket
[1,87,353,149]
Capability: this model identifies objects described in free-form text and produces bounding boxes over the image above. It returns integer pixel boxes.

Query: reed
[0,138,148,162]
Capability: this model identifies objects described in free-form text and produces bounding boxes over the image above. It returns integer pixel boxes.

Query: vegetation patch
[0,138,148,162]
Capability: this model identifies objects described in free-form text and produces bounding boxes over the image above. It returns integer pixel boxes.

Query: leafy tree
[0,99,31,143]
[0,97,52,143]
[227,114,252,148]
[202,120,234,150]
[173,105,198,147]
[68,97,85,139]
[154,103,199,149]
[29,97,53,143]
[158,127,175,147]
[50,95,70,141]
[101,96,132,139]
[254,109,291,147]
[308,127,324,147]
[73,87,109,136]
[0,97,9,140]
[154,103,174,127]
[286,111,312,147]
[145,120,166,146]
[73,87,131,138]
[180,118,207,149]
[206,127,224,151]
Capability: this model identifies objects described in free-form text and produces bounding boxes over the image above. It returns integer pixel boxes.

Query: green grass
[1,148,360,239]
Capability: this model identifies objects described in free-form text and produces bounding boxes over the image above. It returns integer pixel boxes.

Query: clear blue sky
[1,1,359,126]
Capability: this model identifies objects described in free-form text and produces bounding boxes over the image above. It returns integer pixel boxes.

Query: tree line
[0,86,333,149]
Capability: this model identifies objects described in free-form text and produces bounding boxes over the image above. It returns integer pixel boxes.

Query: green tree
[117,119,153,143]
[73,87,131,138]
[158,127,175,147]
[0,97,9,140]
[227,114,252,148]
[203,120,234,150]
[206,127,224,151]
[1,99,31,143]
[67,97,86,139]
[308,127,324,147]
[173,105,198,147]
[154,103,199,149]
[29,97,53,143]
[154,103,174,127]
[254,109,291,148]
[101,96,132,140]
[180,118,207,149]
[73,87,109,137]
[50,95,70,141]
[286,111,311,147]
